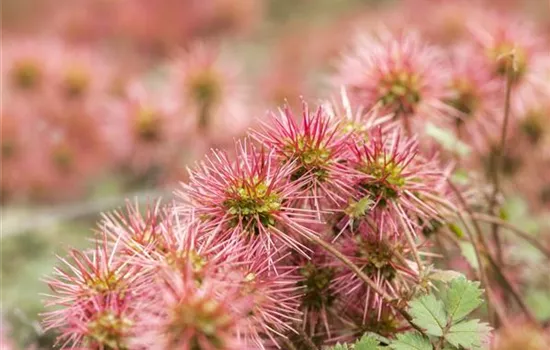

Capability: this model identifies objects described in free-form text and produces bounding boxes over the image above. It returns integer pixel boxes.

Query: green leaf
[448,223,464,238]
[459,242,479,271]
[425,123,471,157]
[355,334,380,350]
[445,319,491,349]
[409,294,447,336]
[443,277,483,323]
[389,332,432,350]
[330,343,350,350]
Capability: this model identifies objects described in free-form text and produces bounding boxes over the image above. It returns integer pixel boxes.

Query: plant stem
[396,207,424,274]
[303,231,425,334]
[447,181,537,324]
[488,56,514,265]
[472,213,550,259]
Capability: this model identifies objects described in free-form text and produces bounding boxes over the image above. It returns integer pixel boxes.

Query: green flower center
[135,107,162,142]
[359,158,405,206]
[520,109,545,145]
[223,180,282,235]
[188,70,221,131]
[86,311,132,350]
[282,136,331,182]
[487,43,528,82]
[298,262,336,310]
[169,299,232,350]
[63,66,90,98]
[378,71,421,115]
[12,59,42,90]
[356,238,396,280]
[446,78,479,118]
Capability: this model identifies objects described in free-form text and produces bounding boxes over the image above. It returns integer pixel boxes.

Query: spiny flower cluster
[43,93,458,348]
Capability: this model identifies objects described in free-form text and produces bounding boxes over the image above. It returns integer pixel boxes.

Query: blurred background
[1,0,549,348]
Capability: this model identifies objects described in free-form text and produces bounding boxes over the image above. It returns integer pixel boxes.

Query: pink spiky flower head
[251,100,355,212]
[323,88,395,149]
[132,268,251,350]
[291,247,340,341]
[178,140,320,259]
[334,31,453,133]
[232,250,302,349]
[344,127,454,236]
[42,233,145,349]
[333,222,420,326]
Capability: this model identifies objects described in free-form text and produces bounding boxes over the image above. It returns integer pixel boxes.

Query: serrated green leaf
[409,294,447,336]
[445,319,491,348]
[443,277,483,323]
[355,334,380,350]
[389,332,432,350]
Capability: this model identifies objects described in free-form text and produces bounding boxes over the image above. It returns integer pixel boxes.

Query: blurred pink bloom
[335,32,454,134]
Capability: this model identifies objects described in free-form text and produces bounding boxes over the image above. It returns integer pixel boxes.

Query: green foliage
[408,294,447,336]
[389,332,432,350]
[354,334,381,350]
[443,278,483,323]
[328,334,382,350]
[425,123,471,157]
[445,319,491,349]
[328,276,490,350]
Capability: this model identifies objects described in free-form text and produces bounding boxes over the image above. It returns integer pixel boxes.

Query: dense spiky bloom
[178,141,320,257]
[345,127,453,232]
[234,252,302,348]
[335,32,453,132]
[132,268,250,350]
[42,234,145,348]
[252,101,355,211]
[333,225,420,322]
[291,248,341,342]
[323,88,393,146]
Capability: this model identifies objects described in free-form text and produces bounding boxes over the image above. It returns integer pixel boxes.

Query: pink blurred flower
[334,32,454,134]
[168,43,249,143]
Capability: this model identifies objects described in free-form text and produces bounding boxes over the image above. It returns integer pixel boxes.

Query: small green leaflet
[345,196,374,218]
[389,332,432,350]
[445,319,491,348]
[355,334,381,350]
[331,344,350,350]
[443,277,483,323]
[408,294,447,336]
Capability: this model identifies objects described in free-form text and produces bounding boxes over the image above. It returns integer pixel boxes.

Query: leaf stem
[488,55,514,265]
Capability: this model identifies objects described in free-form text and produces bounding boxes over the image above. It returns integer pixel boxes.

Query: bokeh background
[2,0,549,348]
